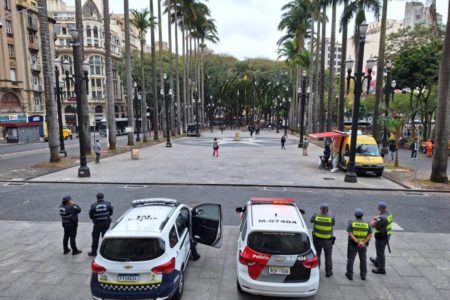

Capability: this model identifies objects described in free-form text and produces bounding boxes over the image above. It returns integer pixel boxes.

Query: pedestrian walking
[88,193,114,256]
[388,139,396,161]
[93,140,101,163]
[59,195,82,255]
[302,137,309,155]
[425,139,433,157]
[345,208,372,280]
[410,140,418,159]
[310,203,335,277]
[281,135,286,149]
[212,138,219,157]
[370,201,393,275]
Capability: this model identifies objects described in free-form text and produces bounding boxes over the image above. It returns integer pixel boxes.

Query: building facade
[404,1,443,29]
[324,38,343,74]
[0,0,55,141]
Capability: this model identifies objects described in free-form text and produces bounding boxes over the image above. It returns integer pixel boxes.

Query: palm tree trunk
[75,0,91,153]
[150,0,159,140]
[140,38,149,142]
[338,0,348,131]
[183,27,189,126]
[167,0,175,136]
[327,0,336,131]
[308,20,314,133]
[319,4,326,132]
[313,19,321,133]
[186,32,192,123]
[38,0,60,162]
[124,0,134,145]
[200,40,205,123]
[158,0,166,137]
[372,0,388,144]
[103,0,117,149]
[430,0,450,183]
[174,4,181,134]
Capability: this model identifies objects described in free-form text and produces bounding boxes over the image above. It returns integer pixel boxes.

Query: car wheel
[236,279,243,294]
[172,269,184,300]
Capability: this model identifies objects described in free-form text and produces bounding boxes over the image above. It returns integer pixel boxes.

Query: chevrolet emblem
[275,257,284,262]
[124,265,133,269]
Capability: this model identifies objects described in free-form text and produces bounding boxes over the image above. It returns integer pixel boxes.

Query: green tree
[149,0,159,140]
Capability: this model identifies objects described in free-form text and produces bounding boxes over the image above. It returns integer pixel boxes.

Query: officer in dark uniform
[310,203,335,277]
[370,201,393,275]
[88,192,114,256]
[345,208,372,280]
[59,195,82,255]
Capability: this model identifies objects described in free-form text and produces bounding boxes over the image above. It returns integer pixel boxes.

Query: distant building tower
[404,1,442,29]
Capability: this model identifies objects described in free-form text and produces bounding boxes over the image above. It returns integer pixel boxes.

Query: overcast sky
[67,0,448,61]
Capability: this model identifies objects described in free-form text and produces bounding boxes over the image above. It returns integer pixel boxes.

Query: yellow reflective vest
[313,215,334,239]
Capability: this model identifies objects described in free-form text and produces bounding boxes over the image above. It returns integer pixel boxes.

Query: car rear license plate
[269,266,290,275]
[117,274,139,282]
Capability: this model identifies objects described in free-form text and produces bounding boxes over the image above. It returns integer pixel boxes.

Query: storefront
[0,115,41,143]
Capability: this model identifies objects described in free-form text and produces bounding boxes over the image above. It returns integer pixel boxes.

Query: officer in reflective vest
[345,208,372,281]
[370,201,393,274]
[59,195,82,255]
[88,192,114,256]
[310,203,335,277]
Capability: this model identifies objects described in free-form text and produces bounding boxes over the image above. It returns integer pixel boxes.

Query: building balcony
[28,43,39,51]
[33,84,42,91]
[31,63,41,72]
[27,21,38,32]
[9,59,17,68]
[7,37,14,44]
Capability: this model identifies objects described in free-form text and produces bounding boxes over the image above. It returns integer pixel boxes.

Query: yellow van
[333,134,384,176]
[43,125,72,142]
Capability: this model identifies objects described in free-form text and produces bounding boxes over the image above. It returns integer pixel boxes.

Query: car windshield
[247,231,311,255]
[100,238,165,262]
[356,144,380,156]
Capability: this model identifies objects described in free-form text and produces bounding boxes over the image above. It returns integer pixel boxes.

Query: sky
[66,0,448,61]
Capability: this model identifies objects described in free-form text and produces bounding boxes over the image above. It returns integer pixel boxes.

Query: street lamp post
[344,22,375,183]
[283,94,291,135]
[298,71,307,148]
[64,26,90,177]
[161,73,172,147]
[193,94,200,137]
[54,61,67,157]
[133,82,141,142]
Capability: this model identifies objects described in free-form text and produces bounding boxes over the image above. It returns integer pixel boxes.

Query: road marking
[122,184,148,189]
[391,222,404,231]
[263,187,287,192]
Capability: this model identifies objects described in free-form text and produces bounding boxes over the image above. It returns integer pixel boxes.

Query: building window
[86,26,91,37]
[5,20,13,35]
[10,69,16,81]
[28,32,35,44]
[4,0,10,10]
[8,44,15,58]
[416,15,421,20]
[93,27,98,38]
[34,93,41,112]
[62,26,67,35]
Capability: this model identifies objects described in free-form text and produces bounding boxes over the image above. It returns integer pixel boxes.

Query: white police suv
[90,198,222,300]
[236,198,319,297]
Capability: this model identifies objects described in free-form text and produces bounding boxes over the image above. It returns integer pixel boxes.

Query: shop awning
[308,131,347,139]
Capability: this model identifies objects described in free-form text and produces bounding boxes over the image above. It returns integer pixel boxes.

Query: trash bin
[234,131,240,141]
[131,148,140,160]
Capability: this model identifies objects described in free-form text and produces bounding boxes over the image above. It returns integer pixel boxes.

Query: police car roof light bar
[250,198,295,205]
[132,198,178,207]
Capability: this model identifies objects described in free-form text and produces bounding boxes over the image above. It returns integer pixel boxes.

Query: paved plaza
[1,221,450,300]
[31,129,402,190]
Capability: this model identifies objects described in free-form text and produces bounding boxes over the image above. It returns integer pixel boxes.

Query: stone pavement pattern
[31,130,402,190]
[1,221,450,300]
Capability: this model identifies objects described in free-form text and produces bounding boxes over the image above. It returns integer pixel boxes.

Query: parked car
[235,198,319,298]
[91,198,223,300]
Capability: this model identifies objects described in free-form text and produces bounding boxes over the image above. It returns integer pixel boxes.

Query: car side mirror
[235,207,244,213]
[299,209,305,215]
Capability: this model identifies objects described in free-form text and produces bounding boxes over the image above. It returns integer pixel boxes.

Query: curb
[2,180,449,193]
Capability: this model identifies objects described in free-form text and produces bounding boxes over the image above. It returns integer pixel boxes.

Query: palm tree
[172,0,182,134]
[319,2,326,132]
[430,0,449,183]
[158,0,166,137]
[372,0,389,143]
[165,0,176,136]
[150,0,159,140]
[75,0,91,153]
[131,8,152,142]
[337,0,349,131]
[124,0,134,145]
[327,0,337,131]
[38,0,60,162]
[103,0,117,149]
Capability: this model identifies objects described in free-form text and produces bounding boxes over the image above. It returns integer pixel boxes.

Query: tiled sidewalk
[1,221,449,299]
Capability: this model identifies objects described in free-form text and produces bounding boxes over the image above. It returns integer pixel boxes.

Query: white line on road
[392,222,404,231]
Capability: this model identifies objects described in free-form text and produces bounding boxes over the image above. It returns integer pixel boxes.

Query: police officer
[370,201,393,275]
[345,208,372,280]
[59,195,82,255]
[310,203,335,277]
[88,192,114,256]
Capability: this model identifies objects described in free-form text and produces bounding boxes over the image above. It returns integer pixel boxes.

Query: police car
[235,198,319,297]
[90,198,222,300]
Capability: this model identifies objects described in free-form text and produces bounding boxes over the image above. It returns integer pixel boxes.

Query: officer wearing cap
[345,208,372,280]
[310,203,335,277]
[370,201,393,274]
[59,195,82,255]
[88,192,114,256]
